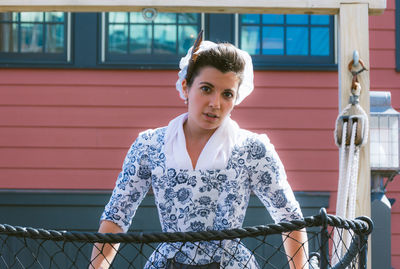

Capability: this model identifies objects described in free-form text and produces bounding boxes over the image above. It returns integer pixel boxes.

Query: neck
[183,119,216,143]
[183,118,217,169]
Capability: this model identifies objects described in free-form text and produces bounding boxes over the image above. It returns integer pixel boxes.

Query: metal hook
[348,58,368,91]
[352,50,360,67]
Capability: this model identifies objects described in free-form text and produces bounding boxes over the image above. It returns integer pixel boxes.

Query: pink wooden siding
[0,0,400,265]
[0,69,339,192]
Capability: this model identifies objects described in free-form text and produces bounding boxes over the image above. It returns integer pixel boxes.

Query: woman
[90,33,308,269]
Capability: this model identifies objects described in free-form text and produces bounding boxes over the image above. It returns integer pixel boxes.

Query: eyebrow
[199,81,235,92]
[199,82,214,88]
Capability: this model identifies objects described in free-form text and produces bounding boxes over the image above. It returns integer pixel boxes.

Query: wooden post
[338,3,371,267]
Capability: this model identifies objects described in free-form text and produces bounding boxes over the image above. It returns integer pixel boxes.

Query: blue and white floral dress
[101,113,303,268]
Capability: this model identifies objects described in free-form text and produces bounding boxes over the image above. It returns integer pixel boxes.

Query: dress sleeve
[249,134,303,223]
[100,134,153,232]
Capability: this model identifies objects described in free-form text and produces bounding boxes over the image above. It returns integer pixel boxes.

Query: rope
[333,75,369,265]
[0,210,373,269]
[0,213,372,244]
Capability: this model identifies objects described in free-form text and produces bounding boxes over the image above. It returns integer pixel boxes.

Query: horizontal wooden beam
[0,0,386,15]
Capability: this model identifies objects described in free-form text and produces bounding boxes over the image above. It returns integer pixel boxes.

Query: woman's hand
[89,220,123,269]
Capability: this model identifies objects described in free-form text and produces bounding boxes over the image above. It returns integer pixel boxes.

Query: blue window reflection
[107,12,200,56]
[0,12,66,54]
[286,15,308,25]
[240,13,332,59]
[241,14,260,24]
[262,27,283,55]
[241,26,260,55]
[287,27,308,55]
[311,27,329,56]
[311,15,330,25]
[129,25,151,54]
[262,14,284,24]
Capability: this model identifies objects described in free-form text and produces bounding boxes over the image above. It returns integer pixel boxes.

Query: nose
[209,93,221,109]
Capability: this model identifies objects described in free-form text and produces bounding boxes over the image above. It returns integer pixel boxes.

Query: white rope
[332,83,369,266]
[333,122,359,264]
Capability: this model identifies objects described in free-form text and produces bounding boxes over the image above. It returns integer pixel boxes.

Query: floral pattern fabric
[101,127,302,268]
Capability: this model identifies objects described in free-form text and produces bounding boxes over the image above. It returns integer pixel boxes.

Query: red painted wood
[0,127,142,148]
[233,108,338,129]
[369,10,395,30]
[370,29,396,50]
[386,0,396,10]
[0,85,181,107]
[0,147,338,171]
[392,234,400,255]
[253,71,338,88]
[370,49,396,69]
[0,148,125,169]
[371,70,400,88]
[243,87,339,109]
[0,85,339,109]
[0,69,177,86]
[0,127,336,150]
[392,256,400,269]
[0,106,337,130]
[0,168,119,189]
[286,171,338,191]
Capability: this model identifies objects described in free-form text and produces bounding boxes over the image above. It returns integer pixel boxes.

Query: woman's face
[182,66,240,135]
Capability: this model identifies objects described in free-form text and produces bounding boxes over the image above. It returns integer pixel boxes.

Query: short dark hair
[185,43,245,88]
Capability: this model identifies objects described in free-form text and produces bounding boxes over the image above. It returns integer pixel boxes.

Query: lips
[204,112,219,119]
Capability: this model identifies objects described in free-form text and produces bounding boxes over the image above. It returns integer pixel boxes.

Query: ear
[182,79,189,99]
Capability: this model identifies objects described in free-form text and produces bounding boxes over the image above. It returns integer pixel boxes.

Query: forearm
[282,229,309,269]
[89,220,123,269]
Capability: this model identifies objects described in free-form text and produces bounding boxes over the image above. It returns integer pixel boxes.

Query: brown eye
[201,86,211,93]
[223,91,234,99]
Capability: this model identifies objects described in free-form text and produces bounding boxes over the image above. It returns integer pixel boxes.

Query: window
[0,12,335,70]
[396,0,400,71]
[101,12,201,67]
[239,14,335,69]
[0,12,71,64]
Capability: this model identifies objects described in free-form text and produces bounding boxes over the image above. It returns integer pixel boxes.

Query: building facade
[0,0,399,266]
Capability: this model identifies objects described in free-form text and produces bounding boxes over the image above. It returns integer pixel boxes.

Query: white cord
[332,99,368,266]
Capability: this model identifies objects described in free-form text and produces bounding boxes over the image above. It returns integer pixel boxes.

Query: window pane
[130,25,151,54]
[262,14,284,24]
[311,15,330,25]
[108,24,128,53]
[154,25,176,54]
[20,12,43,22]
[179,25,197,54]
[262,26,284,55]
[311,27,329,56]
[286,14,308,25]
[241,26,260,55]
[155,13,176,23]
[178,13,198,24]
[109,12,128,23]
[241,14,260,24]
[46,24,64,53]
[287,27,308,55]
[0,23,18,52]
[21,23,43,52]
[0,12,13,22]
[45,12,64,22]
[130,12,148,23]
